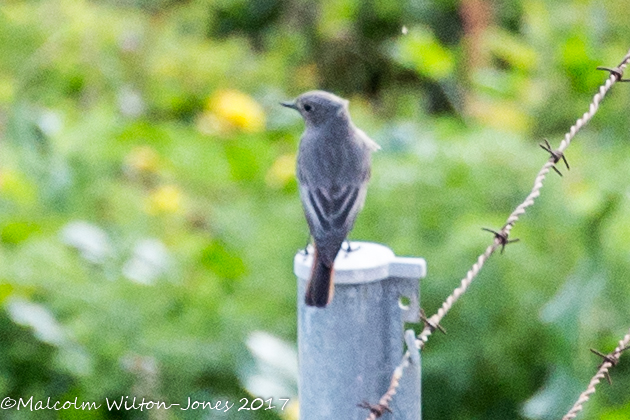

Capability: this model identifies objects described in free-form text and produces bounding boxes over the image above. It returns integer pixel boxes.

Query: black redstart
[281,91,380,307]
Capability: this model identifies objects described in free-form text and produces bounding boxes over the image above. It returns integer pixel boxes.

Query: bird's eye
[303,104,313,112]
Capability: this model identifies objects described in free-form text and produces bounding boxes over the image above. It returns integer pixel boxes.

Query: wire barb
[562,332,630,420]
[596,66,630,82]
[539,138,570,176]
[358,401,392,417]
[589,345,630,384]
[481,227,519,254]
[420,309,447,335]
[590,348,617,384]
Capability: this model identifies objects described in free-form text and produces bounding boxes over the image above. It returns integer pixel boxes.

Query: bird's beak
[280,100,298,110]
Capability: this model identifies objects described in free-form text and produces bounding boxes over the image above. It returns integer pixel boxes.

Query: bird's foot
[342,240,360,254]
[300,235,312,256]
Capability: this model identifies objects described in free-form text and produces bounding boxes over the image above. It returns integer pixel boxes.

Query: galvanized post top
[294,241,426,285]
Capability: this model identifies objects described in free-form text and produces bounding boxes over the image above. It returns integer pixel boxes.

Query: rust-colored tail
[305,249,335,307]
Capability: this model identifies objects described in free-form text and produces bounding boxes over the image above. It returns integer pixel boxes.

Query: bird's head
[281,90,349,127]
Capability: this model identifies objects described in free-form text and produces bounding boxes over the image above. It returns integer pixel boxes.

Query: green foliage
[1,0,630,419]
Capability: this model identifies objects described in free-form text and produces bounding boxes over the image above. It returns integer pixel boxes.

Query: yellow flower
[281,400,299,420]
[146,185,182,215]
[204,89,266,134]
[0,170,36,205]
[265,153,296,188]
[125,146,160,174]
[0,77,14,104]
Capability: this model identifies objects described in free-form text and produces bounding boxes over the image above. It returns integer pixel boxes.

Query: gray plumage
[282,90,379,307]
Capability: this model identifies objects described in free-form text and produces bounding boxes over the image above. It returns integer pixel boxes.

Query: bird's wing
[300,183,367,242]
[354,127,381,151]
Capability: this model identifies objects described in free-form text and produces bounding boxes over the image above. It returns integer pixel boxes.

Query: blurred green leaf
[200,241,247,281]
[391,25,454,81]
[1,220,41,245]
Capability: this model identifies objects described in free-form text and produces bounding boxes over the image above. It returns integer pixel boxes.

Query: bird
[281,90,380,307]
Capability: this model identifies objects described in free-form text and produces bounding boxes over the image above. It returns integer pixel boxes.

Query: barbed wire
[363,48,630,420]
[561,329,630,420]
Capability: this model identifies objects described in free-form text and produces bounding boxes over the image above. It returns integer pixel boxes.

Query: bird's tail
[305,249,334,308]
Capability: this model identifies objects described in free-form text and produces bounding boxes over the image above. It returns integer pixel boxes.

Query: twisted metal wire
[561,328,630,420]
[365,48,630,420]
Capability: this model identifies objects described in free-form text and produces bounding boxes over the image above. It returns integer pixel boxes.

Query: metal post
[295,242,426,420]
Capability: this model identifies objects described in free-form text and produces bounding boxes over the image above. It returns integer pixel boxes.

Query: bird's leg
[343,240,360,254]
[301,235,312,255]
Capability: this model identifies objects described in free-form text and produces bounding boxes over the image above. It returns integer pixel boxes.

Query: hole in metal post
[399,295,411,310]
